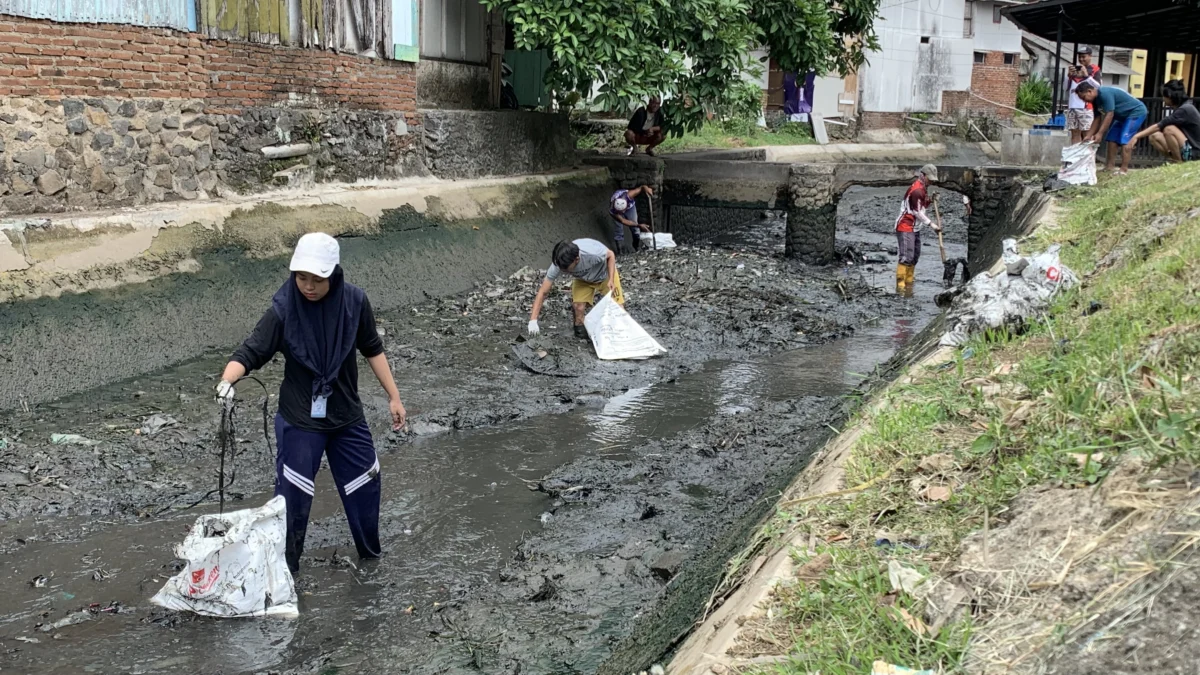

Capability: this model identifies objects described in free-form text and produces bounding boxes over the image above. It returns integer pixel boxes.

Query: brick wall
[943,51,1019,119]
[859,111,906,130]
[0,13,425,214]
[0,14,417,120]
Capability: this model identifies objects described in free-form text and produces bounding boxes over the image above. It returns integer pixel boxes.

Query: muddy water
[0,189,962,674]
[0,317,917,675]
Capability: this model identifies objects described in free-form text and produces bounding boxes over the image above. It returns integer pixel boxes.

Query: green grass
[655,122,815,154]
[764,548,971,675]
[749,163,1200,674]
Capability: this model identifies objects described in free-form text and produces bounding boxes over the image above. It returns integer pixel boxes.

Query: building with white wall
[857,0,1023,129]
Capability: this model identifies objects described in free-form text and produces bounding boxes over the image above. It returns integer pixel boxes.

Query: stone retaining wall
[0,96,421,213]
[0,13,430,215]
[422,110,575,179]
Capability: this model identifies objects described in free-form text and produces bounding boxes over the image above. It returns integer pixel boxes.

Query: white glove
[527,320,540,336]
[216,380,235,401]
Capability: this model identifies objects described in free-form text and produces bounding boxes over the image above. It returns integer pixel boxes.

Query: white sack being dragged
[940,240,1078,347]
[151,496,298,618]
[1059,142,1098,186]
[584,292,668,360]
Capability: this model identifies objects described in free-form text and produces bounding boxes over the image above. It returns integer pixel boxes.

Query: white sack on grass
[940,242,1077,347]
[151,496,298,618]
[638,232,678,249]
[1059,142,1097,186]
[584,293,667,361]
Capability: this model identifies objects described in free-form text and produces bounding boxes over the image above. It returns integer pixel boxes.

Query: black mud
[0,194,962,674]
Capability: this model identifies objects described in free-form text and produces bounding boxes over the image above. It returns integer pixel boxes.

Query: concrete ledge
[765,143,946,163]
[0,169,606,303]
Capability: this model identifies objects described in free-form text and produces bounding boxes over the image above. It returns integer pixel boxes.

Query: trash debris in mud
[939,240,1077,347]
[91,568,115,582]
[30,574,49,588]
[529,577,558,602]
[138,414,179,437]
[49,433,99,446]
[0,470,32,487]
[39,610,92,633]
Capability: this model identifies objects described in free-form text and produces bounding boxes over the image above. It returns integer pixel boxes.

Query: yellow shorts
[571,270,624,305]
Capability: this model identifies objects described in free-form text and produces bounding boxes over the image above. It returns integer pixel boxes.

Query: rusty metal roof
[1004,0,1200,53]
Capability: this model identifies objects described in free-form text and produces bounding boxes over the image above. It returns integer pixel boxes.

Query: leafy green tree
[484,0,880,133]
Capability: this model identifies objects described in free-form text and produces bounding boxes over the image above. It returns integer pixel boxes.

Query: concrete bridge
[585,154,1049,276]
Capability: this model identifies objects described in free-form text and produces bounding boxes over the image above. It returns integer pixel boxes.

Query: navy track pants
[274,414,382,573]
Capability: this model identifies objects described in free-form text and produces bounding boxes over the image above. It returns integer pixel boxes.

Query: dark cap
[1076,46,1093,55]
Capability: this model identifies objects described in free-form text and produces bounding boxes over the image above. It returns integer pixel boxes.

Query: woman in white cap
[216,232,407,574]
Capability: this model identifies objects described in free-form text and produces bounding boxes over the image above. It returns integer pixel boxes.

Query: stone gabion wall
[786,164,837,264]
[422,110,576,179]
[0,96,422,214]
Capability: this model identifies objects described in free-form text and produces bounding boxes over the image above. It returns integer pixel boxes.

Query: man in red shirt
[894,164,942,297]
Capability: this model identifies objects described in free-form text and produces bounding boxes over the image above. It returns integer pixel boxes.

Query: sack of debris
[939,241,1077,347]
[151,496,298,618]
[584,293,667,360]
[1057,142,1097,186]
[638,232,677,249]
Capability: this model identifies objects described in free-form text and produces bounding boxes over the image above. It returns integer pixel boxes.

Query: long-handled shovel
[648,192,658,252]
[934,195,968,287]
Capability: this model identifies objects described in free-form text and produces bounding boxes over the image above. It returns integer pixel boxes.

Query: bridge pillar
[786,165,837,264]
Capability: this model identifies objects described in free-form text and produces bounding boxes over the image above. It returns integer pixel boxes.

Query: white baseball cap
[290,232,340,278]
[613,197,629,212]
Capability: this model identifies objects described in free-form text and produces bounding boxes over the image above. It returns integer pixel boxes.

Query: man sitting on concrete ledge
[1124,80,1200,164]
[528,239,623,339]
[626,96,665,156]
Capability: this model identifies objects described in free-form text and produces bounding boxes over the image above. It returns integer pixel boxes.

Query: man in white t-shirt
[1065,46,1102,144]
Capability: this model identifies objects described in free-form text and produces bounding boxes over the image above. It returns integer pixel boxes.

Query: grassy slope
[747,163,1200,674]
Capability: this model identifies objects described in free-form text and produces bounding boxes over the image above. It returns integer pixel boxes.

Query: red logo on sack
[187,565,220,595]
[1047,266,1060,281]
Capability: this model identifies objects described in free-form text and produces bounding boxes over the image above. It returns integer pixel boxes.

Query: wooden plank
[811,113,829,145]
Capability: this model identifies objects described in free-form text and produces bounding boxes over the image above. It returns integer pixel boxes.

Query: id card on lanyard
[311,395,328,419]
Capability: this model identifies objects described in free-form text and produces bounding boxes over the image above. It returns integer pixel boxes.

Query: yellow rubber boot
[904,264,916,297]
[895,263,907,295]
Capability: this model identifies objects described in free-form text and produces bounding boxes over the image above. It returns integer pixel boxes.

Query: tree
[483,0,881,133]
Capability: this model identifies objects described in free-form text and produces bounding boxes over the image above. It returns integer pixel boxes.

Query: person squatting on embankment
[1124,80,1200,165]
[527,238,623,340]
[894,164,943,297]
[216,233,408,574]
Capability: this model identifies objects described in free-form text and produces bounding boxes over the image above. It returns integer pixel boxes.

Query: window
[921,36,930,44]
[1134,83,1143,90]
[1170,62,1180,77]
[974,51,986,64]
[1004,53,1016,65]
[963,0,973,37]
[993,5,1002,22]
[1109,75,1120,85]
[421,0,489,63]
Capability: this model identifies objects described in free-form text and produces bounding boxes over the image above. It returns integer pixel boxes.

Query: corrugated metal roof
[0,0,195,32]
